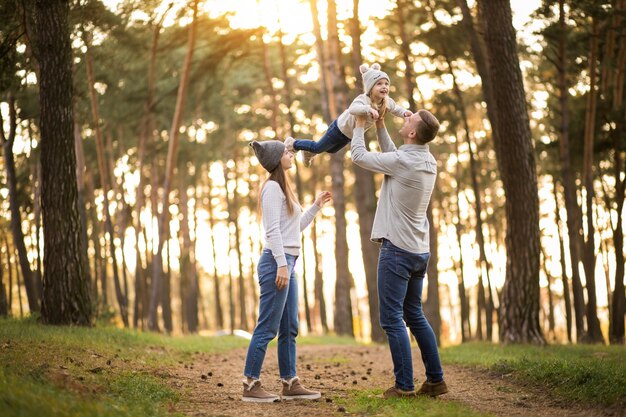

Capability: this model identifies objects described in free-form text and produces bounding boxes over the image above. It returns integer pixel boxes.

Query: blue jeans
[378,239,443,391]
[293,119,351,154]
[243,250,299,380]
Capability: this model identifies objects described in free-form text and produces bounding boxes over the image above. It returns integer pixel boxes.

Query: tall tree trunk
[582,18,603,343]
[429,0,494,341]
[424,203,441,344]
[327,0,354,337]
[276,19,311,331]
[36,0,92,325]
[556,0,587,341]
[73,122,92,296]
[396,0,417,111]
[311,203,329,332]
[309,0,332,123]
[85,173,104,304]
[608,1,626,344]
[30,126,43,298]
[0,253,7,316]
[162,218,173,333]
[349,0,384,343]
[180,180,198,333]
[148,0,199,331]
[0,94,40,313]
[223,165,248,331]
[480,0,544,344]
[207,176,224,329]
[3,234,13,314]
[453,145,471,342]
[540,247,556,341]
[553,180,573,343]
[309,0,331,334]
[133,9,168,329]
[13,246,24,317]
[84,35,128,327]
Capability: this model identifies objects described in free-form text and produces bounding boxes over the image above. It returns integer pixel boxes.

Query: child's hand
[404,110,413,117]
[314,191,332,208]
[369,108,379,119]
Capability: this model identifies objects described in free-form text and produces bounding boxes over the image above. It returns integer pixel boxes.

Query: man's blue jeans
[293,119,351,154]
[378,239,444,391]
[243,250,299,380]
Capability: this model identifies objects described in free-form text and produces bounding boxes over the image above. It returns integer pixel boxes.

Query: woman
[243,139,332,402]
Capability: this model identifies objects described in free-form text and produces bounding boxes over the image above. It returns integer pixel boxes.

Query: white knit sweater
[336,93,408,139]
[261,181,320,267]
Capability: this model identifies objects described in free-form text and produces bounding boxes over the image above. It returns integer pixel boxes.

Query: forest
[1,0,625,353]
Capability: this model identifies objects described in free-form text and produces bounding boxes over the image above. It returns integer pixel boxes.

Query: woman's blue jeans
[243,250,299,380]
[378,239,444,391]
[293,119,351,154]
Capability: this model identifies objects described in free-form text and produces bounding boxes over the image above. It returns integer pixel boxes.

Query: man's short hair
[416,110,440,143]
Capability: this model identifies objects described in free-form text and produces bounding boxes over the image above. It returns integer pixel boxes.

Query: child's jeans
[293,119,351,154]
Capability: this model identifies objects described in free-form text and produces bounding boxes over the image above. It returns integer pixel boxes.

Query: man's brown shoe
[242,379,280,403]
[383,386,416,399]
[417,380,448,397]
[281,377,321,400]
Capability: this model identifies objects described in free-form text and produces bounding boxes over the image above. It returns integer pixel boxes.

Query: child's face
[370,79,390,101]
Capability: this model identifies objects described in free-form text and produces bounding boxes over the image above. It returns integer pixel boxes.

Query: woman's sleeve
[300,204,321,231]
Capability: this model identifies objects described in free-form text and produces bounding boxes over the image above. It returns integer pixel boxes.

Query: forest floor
[1,319,625,417]
[171,343,623,417]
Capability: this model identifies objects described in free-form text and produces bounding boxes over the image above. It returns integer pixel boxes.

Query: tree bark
[432,0,494,341]
[179,180,198,333]
[309,0,331,334]
[396,0,417,111]
[207,176,224,329]
[480,0,544,344]
[35,0,92,325]
[148,0,199,331]
[223,165,248,331]
[553,180,573,343]
[0,254,7,316]
[0,94,40,313]
[581,17,603,343]
[556,0,587,341]
[609,37,626,346]
[424,202,441,344]
[349,0,383,343]
[84,35,128,327]
[327,0,354,337]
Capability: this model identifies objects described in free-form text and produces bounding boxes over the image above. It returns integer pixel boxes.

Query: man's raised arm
[350,116,399,176]
[375,117,396,153]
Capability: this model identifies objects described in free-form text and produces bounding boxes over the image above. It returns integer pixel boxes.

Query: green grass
[441,342,626,407]
[339,389,491,417]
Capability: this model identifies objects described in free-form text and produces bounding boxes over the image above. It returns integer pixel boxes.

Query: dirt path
[167,344,619,417]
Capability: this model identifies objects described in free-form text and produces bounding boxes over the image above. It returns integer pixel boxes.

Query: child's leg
[293,120,350,154]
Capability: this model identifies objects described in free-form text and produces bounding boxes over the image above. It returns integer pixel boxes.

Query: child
[285,63,412,166]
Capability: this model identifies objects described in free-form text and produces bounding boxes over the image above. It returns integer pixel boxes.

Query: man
[351,110,448,398]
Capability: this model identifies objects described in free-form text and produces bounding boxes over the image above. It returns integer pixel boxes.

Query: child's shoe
[302,151,315,167]
[284,137,295,152]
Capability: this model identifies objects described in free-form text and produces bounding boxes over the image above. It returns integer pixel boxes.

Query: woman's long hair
[259,163,298,217]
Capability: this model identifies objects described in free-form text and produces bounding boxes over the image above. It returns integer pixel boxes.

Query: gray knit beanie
[360,63,389,95]
[249,140,285,172]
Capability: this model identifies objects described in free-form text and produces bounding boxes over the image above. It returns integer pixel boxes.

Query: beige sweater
[350,126,437,254]
[336,94,408,139]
